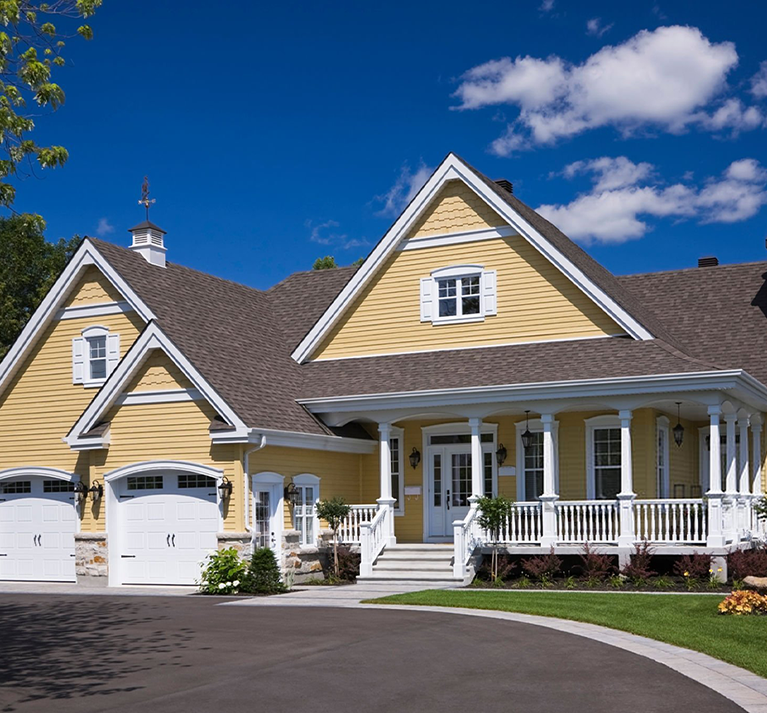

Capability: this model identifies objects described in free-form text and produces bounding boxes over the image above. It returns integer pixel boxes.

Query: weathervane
[138,175,156,221]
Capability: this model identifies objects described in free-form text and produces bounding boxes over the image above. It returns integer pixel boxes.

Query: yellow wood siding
[313,236,623,360]
[406,180,506,238]
[124,350,193,392]
[63,266,124,306]
[667,415,700,497]
[0,311,144,476]
[90,399,238,532]
[247,447,362,531]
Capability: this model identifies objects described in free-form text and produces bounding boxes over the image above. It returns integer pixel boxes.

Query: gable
[406,180,506,239]
[312,235,624,360]
[123,350,194,392]
[62,266,125,307]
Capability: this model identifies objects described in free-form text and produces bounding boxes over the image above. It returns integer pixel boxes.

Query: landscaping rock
[743,576,767,592]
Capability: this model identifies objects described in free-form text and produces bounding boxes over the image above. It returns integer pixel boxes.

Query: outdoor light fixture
[73,480,88,506]
[409,447,421,469]
[495,443,507,466]
[673,402,685,447]
[284,480,300,506]
[218,476,233,500]
[521,410,533,451]
[88,480,103,502]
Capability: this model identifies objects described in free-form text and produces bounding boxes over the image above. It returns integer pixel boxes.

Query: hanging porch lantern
[673,402,685,448]
[521,410,533,451]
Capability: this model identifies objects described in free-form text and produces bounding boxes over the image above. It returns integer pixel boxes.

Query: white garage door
[0,477,77,582]
[116,472,219,585]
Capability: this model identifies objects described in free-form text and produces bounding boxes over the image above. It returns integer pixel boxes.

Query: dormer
[129,220,167,267]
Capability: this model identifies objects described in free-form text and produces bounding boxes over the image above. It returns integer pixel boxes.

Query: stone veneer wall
[75,532,108,586]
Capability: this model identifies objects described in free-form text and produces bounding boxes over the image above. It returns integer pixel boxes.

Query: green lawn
[366,590,767,678]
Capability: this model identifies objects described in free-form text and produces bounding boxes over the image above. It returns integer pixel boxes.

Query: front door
[252,482,282,560]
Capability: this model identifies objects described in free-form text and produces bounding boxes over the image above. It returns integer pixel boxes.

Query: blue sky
[12,0,767,288]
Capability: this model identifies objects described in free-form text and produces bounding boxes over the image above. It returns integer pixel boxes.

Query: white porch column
[468,417,483,505]
[724,413,738,495]
[539,414,558,547]
[617,410,636,547]
[707,405,725,547]
[738,417,750,495]
[752,415,763,496]
[377,423,396,546]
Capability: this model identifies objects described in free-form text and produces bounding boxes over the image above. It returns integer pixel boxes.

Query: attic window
[420,265,497,325]
[72,325,120,387]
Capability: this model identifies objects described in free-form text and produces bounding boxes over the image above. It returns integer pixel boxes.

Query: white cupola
[129,220,167,267]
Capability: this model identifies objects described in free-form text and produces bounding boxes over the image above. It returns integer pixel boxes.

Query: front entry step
[357,543,462,586]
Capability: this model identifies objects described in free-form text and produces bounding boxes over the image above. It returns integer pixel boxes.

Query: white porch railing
[337,504,377,544]
[359,505,389,577]
[453,506,482,580]
[556,500,619,543]
[498,502,543,544]
[634,499,707,544]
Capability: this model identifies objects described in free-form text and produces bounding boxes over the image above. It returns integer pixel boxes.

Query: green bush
[198,547,247,595]
[243,547,287,595]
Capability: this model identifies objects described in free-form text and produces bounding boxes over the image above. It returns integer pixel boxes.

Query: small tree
[244,547,285,595]
[312,255,337,270]
[315,496,351,580]
[476,495,514,582]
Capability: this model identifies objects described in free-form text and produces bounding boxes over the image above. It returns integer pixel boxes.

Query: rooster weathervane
[138,176,156,221]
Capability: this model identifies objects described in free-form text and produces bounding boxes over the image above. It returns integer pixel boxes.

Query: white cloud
[374,161,433,217]
[453,26,761,153]
[95,217,114,237]
[537,156,767,244]
[586,18,613,38]
[751,60,767,99]
[539,0,555,12]
[305,219,368,250]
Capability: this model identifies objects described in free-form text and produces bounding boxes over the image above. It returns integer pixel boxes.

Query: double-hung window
[437,275,480,318]
[515,418,558,501]
[420,265,496,325]
[72,325,120,387]
[586,418,622,500]
[292,474,319,546]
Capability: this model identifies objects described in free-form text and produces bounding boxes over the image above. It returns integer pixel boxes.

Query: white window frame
[390,426,405,515]
[73,325,120,387]
[421,264,497,326]
[656,416,670,499]
[292,473,320,547]
[585,415,623,500]
[515,418,559,502]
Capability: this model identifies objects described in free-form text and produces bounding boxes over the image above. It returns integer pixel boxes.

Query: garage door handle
[0,553,7,556]
[70,554,76,557]
[121,555,136,558]
[167,533,171,547]
[171,534,176,547]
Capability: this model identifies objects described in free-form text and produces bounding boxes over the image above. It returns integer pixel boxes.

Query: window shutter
[420,277,434,322]
[483,270,497,316]
[72,337,85,384]
[106,333,120,374]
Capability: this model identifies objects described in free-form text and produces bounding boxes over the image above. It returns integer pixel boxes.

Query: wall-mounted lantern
[409,447,421,469]
[218,476,233,500]
[495,443,507,466]
[284,480,300,506]
[73,480,88,506]
[88,480,103,502]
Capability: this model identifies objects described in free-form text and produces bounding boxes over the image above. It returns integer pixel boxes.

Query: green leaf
[77,24,92,40]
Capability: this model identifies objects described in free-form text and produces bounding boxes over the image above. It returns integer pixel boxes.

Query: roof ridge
[618,260,767,279]
[267,265,359,292]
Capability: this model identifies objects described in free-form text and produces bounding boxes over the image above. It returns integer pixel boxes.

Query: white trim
[103,460,224,483]
[656,415,670,499]
[0,239,153,400]
[252,471,285,485]
[115,388,204,406]
[585,415,622,500]
[55,301,133,321]
[66,322,247,448]
[398,225,518,251]
[515,418,560,501]
[291,153,651,363]
[0,466,77,482]
[431,264,484,279]
[390,426,405,516]
[211,426,377,454]
[292,473,320,547]
[308,333,623,363]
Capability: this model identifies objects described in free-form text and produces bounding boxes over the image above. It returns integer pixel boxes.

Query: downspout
[243,435,267,532]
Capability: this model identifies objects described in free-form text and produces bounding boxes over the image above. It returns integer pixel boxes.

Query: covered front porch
[305,375,767,582]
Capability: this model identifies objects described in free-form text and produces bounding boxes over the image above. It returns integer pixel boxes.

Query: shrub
[673,552,712,589]
[243,547,286,595]
[577,543,615,581]
[521,547,562,585]
[718,590,767,616]
[477,554,517,583]
[729,547,767,580]
[323,545,360,582]
[315,497,351,579]
[198,547,247,595]
[621,541,657,585]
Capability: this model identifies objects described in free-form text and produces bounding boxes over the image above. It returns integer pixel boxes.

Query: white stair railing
[359,505,388,577]
[556,500,619,543]
[453,506,482,580]
[634,499,706,544]
[337,504,377,544]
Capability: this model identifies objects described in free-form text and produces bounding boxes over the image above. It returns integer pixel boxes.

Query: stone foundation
[75,532,108,586]
[282,529,334,583]
[217,532,252,559]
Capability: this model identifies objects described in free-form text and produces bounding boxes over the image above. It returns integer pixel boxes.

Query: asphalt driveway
[0,593,744,713]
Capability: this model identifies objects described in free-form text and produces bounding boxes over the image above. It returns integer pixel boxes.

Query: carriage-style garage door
[0,477,77,582]
[115,472,219,586]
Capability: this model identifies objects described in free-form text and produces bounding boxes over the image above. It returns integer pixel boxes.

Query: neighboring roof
[298,337,720,400]
[618,261,767,385]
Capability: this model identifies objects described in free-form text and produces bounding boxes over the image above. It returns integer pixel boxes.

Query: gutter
[242,435,266,533]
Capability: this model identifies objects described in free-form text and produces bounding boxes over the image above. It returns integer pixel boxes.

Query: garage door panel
[126,532,146,549]
[0,507,13,523]
[15,506,32,522]
[147,531,169,550]
[126,503,146,521]
[147,502,165,520]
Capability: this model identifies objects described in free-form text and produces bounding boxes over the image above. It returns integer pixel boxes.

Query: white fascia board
[290,153,653,364]
[298,370,767,414]
[210,426,377,454]
[398,225,518,252]
[55,301,133,321]
[114,388,203,406]
[0,239,154,398]
[65,322,246,448]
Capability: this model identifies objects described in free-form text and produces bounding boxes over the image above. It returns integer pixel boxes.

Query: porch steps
[357,544,461,586]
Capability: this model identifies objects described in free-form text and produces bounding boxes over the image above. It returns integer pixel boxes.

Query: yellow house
[0,154,765,587]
